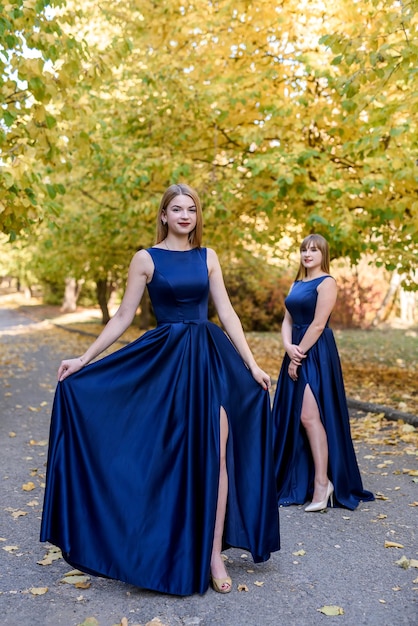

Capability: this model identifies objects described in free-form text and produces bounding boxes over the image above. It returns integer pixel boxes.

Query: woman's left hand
[249,364,271,391]
[288,360,299,381]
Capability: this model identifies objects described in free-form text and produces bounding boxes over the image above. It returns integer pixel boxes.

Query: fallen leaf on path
[29,587,48,595]
[65,568,84,576]
[400,423,415,433]
[238,583,249,592]
[8,432,16,437]
[11,510,27,519]
[38,546,62,566]
[3,545,19,552]
[60,573,91,587]
[29,439,47,446]
[292,549,306,556]
[22,481,35,491]
[395,557,418,569]
[75,581,91,589]
[395,556,410,569]
[317,605,344,615]
[254,580,264,586]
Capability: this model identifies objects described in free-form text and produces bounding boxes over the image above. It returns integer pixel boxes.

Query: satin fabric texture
[40,247,280,596]
[272,276,374,510]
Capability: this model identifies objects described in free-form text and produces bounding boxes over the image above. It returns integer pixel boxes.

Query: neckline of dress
[301,274,330,283]
[151,246,198,252]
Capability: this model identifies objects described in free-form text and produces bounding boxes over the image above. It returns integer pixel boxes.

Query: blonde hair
[155,183,203,248]
[295,234,330,280]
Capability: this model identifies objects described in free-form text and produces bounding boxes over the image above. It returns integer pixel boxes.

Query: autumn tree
[40,0,417,267]
[0,0,88,235]
[314,0,418,277]
[2,0,417,324]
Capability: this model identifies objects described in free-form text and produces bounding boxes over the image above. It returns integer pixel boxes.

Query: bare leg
[300,385,330,503]
[210,407,230,586]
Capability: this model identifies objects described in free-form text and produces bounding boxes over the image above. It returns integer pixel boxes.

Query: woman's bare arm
[58,249,154,381]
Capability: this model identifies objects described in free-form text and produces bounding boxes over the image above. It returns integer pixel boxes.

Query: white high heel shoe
[304,481,334,512]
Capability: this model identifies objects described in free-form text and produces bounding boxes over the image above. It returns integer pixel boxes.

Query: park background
[1,0,417,417]
[0,3,418,625]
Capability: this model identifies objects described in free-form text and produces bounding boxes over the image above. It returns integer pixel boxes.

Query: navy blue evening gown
[272,276,374,510]
[40,247,280,596]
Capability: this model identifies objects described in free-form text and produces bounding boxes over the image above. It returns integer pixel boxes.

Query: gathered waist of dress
[156,318,209,326]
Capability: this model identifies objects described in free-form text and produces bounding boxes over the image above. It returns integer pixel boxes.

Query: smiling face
[296,234,330,279]
[301,242,323,272]
[155,183,203,247]
[163,194,197,237]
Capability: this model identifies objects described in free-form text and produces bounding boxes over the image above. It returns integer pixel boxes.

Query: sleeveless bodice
[285,276,331,326]
[147,248,209,323]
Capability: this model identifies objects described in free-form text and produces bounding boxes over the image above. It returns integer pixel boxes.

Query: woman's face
[163,194,197,237]
[301,242,323,271]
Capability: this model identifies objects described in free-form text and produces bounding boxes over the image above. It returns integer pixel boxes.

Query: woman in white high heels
[272,234,374,511]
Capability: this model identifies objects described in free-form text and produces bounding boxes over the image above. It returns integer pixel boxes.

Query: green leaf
[45,115,57,129]
[28,77,46,101]
[331,55,343,66]
[3,110,15,127]
[46,184,57,199]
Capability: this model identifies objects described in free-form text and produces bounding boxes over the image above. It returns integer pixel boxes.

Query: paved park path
[0,305,417,626]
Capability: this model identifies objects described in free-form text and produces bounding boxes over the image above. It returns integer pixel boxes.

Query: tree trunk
[371,270,402,326]
[61,277,82,313]
[96,278,114,325]
[399,288,417,324]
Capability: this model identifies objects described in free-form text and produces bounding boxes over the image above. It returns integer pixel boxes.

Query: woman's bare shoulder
[130,248,155,275]
[317,275,337,293]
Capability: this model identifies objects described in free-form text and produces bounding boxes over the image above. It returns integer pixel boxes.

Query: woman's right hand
[58,358,85,382]
[286,344,306,364]
[249,363,272,391]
